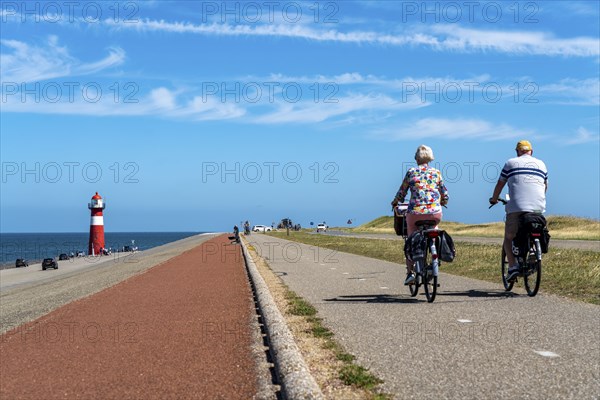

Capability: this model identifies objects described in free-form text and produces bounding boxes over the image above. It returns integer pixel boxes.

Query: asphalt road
[248,234,600,399]
[323,230,600,252]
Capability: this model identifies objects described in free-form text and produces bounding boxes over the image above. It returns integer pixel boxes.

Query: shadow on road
[324,294,419,304]
[438,289,519,299]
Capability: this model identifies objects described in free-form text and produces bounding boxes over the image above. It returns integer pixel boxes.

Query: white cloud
[76,47,126,76]
[373,118,530,141]
[566,127,600,145]
[253,93,427,124]
[430,25,599,57]
[2,86,246,121]
[106,18,600,57]
[0,37,125,83]
[539,78,600,106]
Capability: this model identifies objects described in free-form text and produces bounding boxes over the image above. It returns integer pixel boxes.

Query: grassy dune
[267,231,600,305]
[351,215,600,241]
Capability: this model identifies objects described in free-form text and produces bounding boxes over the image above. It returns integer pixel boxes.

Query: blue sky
[1,0,599,232]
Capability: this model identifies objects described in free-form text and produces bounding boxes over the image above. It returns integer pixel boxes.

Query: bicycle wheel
[423,241,437,303]
[501,247,514,291]
[523,247,541,297]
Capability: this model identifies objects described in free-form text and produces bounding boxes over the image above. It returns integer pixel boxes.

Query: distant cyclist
[233,225,240,244]
[489,140,548,282]
[392,145,449,285]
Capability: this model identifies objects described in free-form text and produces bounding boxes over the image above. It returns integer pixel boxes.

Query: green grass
[283,287,391,398]
[287,291,318,316]
[347,215,600,240]
[268,231,600,305]
[339,364,383,390]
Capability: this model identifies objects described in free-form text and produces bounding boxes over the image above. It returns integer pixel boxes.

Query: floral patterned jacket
[396,165,449,214]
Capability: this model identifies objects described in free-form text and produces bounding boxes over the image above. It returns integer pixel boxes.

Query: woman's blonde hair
[415,145,434,165]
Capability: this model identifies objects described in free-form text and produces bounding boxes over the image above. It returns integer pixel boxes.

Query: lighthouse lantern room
[88,192,106,256]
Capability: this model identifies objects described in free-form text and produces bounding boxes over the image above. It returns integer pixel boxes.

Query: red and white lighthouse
[88,192,106,256]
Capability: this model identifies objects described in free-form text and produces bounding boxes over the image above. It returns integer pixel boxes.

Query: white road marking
[380,286,389,289]
[457,319,472,323]
[358,278,366,281]
[534,350,560,358]
[329,267,336,270]
[342,272,349,275]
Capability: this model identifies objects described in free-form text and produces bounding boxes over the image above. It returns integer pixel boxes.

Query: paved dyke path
[248,234,599,399]
[1,235,261,399]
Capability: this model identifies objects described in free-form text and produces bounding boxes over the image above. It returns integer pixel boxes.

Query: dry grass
[350,215,600,240]
[267,231,600,305]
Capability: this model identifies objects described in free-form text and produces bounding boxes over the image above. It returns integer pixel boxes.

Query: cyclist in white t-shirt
[490,140,548,281]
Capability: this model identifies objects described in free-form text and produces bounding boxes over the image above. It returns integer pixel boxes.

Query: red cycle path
[0,235,259,399]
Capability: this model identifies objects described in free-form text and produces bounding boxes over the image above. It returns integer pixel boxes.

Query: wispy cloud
[0,36,125,82]
[253,93,427,124]
[430,25,599,57]
[539,78,600,106]
[106,19,599,57]
[372,118,531,141]
[250,73,598,106]
[1,85,247,121]
[566,127,600,145]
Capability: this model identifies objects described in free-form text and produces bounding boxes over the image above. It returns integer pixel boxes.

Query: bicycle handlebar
[488,198,507,209]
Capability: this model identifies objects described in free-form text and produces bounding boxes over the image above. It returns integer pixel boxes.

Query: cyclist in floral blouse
[392,145,449,285]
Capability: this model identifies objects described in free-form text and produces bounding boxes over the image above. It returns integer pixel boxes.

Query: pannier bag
[404,231,427,263]
[514,213,550,255]
[439,231,456,262]
[393,204,408,237]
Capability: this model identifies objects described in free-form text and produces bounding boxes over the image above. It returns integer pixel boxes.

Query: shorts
[505,212,527,239]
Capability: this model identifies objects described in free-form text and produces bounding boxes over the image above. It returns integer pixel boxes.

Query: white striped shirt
[500,154,548,214]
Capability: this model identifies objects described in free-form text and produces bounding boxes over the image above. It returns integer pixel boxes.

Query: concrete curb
[241,241,324,400]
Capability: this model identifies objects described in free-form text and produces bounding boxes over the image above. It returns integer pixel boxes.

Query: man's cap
[516,140,532,151]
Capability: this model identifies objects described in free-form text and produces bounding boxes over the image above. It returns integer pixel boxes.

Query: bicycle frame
[413,229,441,277]
[412,226,442,302]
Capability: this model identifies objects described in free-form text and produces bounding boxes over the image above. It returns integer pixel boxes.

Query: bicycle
[489,198,542,297]
[395,205,443,303]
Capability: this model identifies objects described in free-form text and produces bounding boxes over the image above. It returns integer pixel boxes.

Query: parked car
[42,258,58,270]
[58,253,69,260]
[15,258,29,268]
[76,251,85,257]
[316,223,328,232]
[252,225,272,232]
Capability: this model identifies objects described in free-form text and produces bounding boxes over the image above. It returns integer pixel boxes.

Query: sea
[0,232,204,267]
